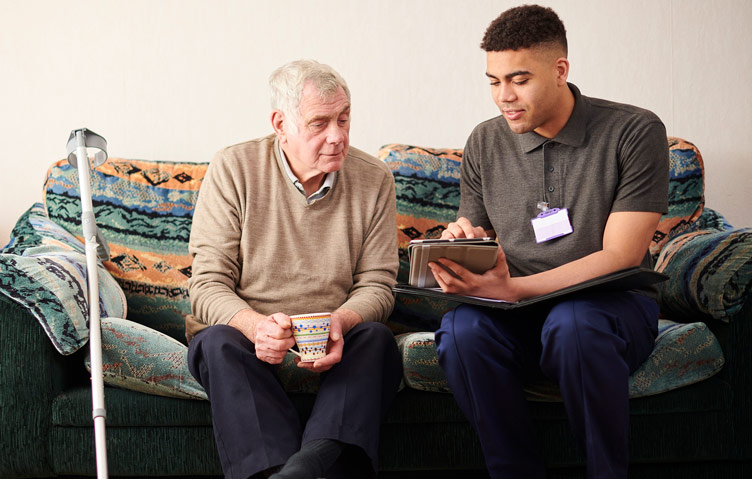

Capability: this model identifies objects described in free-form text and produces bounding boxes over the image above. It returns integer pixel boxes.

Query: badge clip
[531,207,573,243]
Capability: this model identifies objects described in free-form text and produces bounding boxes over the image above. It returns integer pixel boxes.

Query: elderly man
[186,60,402,479]
[432,5,669,479]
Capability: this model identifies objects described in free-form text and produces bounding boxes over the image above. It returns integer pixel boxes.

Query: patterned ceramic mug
[289,312,331,362]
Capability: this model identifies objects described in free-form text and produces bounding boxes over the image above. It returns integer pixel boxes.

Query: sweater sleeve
[187,149,252,326]
[338,167,398,323]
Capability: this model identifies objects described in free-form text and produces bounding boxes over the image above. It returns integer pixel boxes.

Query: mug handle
[288,347,302,357]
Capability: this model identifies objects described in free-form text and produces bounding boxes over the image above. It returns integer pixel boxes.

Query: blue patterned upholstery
[656,228,752,322]
[0,204,126,355]
[44,158,206,344]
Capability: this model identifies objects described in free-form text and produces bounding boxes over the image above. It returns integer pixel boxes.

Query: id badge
[531,208,573,243]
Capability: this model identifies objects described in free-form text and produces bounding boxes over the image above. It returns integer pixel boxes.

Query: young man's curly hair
[481,4,567,55]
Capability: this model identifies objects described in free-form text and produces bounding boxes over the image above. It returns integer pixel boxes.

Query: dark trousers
[187,321,403,479]
[435,291,659,479]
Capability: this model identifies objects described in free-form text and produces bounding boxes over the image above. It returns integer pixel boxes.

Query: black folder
[393,266,668,309]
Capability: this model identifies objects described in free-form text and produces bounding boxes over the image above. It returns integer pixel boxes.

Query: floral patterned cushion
[0,204,127,355]
[85,317,207,400]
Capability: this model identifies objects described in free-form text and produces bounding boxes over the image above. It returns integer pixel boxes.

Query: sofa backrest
[655,138,706,254]
[44,159,207,344]
[40,137,707,340]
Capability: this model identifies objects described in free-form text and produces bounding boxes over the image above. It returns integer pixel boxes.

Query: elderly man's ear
[270,110,287,143]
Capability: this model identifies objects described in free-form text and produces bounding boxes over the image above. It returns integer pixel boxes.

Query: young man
[186,60,402,479]
[432,5,669,479]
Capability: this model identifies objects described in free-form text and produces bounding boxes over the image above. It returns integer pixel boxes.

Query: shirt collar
[278,141,336,203]
[518,82,589,153]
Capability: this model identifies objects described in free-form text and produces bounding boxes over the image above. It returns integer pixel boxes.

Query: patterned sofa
[0,137,750,478]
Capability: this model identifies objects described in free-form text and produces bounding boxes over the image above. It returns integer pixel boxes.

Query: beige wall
[1,0,750,245]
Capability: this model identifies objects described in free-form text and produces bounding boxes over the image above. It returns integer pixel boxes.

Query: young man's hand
[441,217,491,239]
[428,244,521,302]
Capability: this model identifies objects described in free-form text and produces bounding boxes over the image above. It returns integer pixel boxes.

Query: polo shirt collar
[518,82,589,153]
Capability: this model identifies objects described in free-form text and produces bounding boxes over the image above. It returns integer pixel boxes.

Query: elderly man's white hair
[269,60,351,134]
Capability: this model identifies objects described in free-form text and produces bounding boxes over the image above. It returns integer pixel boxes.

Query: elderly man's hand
[230,310,295,364]
[295,310,354,373]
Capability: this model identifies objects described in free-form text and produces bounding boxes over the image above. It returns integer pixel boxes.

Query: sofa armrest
[655,227,752,323]
[709,297,752,459]
[656,227,752,458]
[0,295,84,477]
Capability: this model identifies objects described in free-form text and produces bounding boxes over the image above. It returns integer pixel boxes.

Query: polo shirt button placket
[543,142,558,202]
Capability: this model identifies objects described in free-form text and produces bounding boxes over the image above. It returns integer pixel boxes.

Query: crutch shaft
[73,129,109,479]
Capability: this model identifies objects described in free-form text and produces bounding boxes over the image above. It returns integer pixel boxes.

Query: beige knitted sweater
[186,134,398,337]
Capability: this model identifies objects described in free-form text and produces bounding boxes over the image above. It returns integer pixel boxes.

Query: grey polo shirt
[458,83,669,278]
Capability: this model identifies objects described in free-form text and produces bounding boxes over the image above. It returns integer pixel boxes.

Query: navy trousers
[435,291,659,479]
[187,321,402,479]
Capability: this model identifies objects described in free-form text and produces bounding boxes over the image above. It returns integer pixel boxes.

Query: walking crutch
[65,128,110,479]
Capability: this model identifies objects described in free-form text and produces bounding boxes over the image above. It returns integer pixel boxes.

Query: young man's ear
[555,57,570,86]
[271,110,286,143]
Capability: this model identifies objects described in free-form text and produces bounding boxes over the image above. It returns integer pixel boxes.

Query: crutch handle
[66,128,107,167]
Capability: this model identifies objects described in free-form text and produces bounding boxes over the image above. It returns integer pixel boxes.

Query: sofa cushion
[2,203,84,255]
[84,317,207,400]
[628,320,725,396]
[656,228,752,322]
[0,204,127,355]
[44,158,207,344]
[397,319,724,399]
[379,144,464,332]
[650,137,706,259]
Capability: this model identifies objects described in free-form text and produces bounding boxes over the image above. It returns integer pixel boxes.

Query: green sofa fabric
[1,136,750,478]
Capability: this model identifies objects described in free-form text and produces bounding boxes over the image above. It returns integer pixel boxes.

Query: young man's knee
[544,298,617,341]
[436,306,494,360]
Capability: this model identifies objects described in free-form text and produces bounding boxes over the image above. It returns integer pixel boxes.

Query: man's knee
[188,324,253,372]
[540,295,630,377]
[349,321,392,343]
[346,321,400,364]
[542,297,616,346]
[191,324,247,353]
[436,305,491,359]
